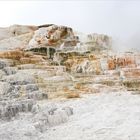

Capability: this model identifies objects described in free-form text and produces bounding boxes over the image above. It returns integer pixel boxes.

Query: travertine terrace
[0,24,140,140]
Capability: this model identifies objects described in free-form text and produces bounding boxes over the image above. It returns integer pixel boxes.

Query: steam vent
[0,24,140,140]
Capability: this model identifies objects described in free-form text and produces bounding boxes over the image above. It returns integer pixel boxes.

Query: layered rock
[0,99,35,120]
[107,54,137,70]
[0,50,46,65]
[123,79,140,91]
[87,33,111,46]
[27,25,78,50]
[75,33,112,52]
[0,23,139,130]
[123,68,140,78]
[72,59,101,74]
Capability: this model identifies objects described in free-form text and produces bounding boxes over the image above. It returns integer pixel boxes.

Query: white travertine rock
[3,67,17,75]
[0,27,11,40]
[72,60,101,74]
[0,82,13,95]
[75,33,112,52]
[28,25,78,49]
[27,91,48,100]
[0,33,34,51]
[3,72,36,85]
[0,99,35,120]
[9,24,37,36]
[0,59,14,69]
[33,106,73,132]
[0,25,37,44]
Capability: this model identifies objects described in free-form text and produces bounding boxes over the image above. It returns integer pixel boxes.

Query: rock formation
[0,23,139,139]
[27,25,78,49]
[108,54,136,70]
